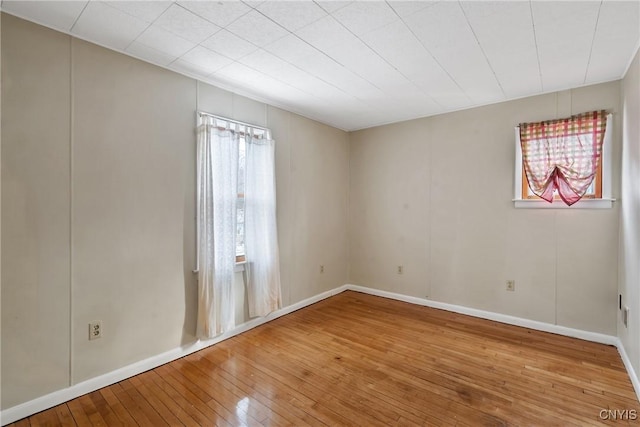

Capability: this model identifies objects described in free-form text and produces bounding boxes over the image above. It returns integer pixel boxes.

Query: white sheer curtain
[196,116,238,338]
[244,133,282,317]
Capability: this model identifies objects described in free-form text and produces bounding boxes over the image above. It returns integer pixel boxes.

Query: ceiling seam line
[457,1,507,99]
[529,0,544,92]
[68,0,90,33]
[583,0,604,85]
[392,3,472,104]
[108,1,173,51]
[315,1,444,108]
[246,6,378,101]
[383,0,446,109]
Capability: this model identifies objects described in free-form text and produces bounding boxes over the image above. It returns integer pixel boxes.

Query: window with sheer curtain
[195,113,282,339]
[516,110,611,207]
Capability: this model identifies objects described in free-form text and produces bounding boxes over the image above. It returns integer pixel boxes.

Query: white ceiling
[2,0,639,131]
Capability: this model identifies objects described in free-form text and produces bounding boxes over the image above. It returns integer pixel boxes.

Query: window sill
[513,198,616,209]
[235,260,246,273]
[192,260,246,275]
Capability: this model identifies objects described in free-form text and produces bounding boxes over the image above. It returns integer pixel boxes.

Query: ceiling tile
[178,46,234,73]
[153,3,220,44]
[429,92,474,111]
[71,2,148,50]
[104,1,172,23]
[460,1,542,97]
[213,62,275,86]
[296,79,351,102]
[242,1,265,9]
[538,47,590,92]
[126,40,177,66]
[498,69,544,99]
[238,48,294,76]
[387,1,439,18]
[178,1,252,27]
[201,29,258,60]
[135,24,196,57]
[531,1,601,47]
[404,1,504,103]
[1,0,88,31]
[315,1,352,14]
[226,9,289,47]
[585,0,640,83]
[361,20,467,107]
[294,51,386,100]
[238,49,346,101]
[170,58,213,78]
[322,37,416,94]
[331,1,397,36]
[361,20,433,77]
[212,62,311,105]
[404,2,470,53]
[295,15,353,52]
[263,34,318,63]
[460,1,535,55]
[481,43,541,97]
[256,1,327,32]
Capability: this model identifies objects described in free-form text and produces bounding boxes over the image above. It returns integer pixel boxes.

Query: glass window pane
[238,136,245,196]
[236,197,244,256]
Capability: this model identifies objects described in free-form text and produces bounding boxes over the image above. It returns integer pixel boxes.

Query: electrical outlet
[89,321,102,340]
[506,280,515,291]
[320,265,324,273]
[397,265,403,275]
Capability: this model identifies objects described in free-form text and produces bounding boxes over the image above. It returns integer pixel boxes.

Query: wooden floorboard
[8,291,640,426]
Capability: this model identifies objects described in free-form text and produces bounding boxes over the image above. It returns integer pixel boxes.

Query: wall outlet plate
[506,280,515,291]
[89,321,102,340]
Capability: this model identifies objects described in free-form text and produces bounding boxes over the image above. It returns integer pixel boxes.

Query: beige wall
[619,48,640,374]
[71,38,197,383]
[350,82,621,335]
[1,8,4,410]
[2,16,72,405]
[1,14,349,409]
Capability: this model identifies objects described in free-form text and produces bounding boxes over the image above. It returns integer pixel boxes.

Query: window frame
[236,192,245,264]
[194,112,270,272]
[236,135,246,264]
[513,113,614,209]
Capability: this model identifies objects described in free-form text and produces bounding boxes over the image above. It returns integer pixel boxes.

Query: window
[203,120,264,264]
[520,159,602,200]
[195,112,282,337]
[514,111,613,208]
[236,137,246,263]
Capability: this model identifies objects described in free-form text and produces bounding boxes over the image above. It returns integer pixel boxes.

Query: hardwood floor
[8,291,640,426]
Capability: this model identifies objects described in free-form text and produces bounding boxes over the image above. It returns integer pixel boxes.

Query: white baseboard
[0,285,349,426]
[3,282,637,425]
[615,338,640,403]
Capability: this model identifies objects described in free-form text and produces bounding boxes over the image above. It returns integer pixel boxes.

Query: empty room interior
[2,0,640,425]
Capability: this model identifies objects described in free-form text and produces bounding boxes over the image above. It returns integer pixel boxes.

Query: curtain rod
[198,111,270,133]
